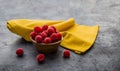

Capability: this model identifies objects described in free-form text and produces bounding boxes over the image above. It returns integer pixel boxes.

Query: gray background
[0,0,120,71]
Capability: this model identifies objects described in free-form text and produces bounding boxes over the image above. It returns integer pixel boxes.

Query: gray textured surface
[0,0,120,71]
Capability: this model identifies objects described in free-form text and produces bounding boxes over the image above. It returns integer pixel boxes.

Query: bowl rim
[30,37,63,45]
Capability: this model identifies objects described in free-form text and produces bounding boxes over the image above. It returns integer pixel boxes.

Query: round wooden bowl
[31,38,62,54]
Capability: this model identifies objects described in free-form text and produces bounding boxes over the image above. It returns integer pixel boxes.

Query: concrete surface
[0,0,120,71]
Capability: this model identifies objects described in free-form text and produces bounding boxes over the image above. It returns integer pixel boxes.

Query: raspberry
[36,54,45,63]
[35,35,43,43]
[40,31,47,39]
[42,25,48,31]
[34,26,42,33]
[16,48,24,57]
[56,32,62,40]
[30,31,36,40]
[44,30,48,34]
[50,26,56,32]
[42,40,46,43]
[50,33,57,42]
[63,50,70,58]
[43,37,52,43]
[47,28,55,36]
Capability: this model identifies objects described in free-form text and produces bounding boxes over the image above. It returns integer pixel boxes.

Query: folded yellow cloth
[7,18,99,54]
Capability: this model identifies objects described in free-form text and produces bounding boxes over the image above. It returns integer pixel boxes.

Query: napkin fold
[7,18,99,54]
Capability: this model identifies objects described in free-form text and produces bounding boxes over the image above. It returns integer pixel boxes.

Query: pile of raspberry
[16,25,71,63]
[30,25,62,43]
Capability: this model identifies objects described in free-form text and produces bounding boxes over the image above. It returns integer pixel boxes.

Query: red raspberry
[42,37,52,43]
[35,35,43,43]
[30,31,36,40]
[36,54,45,63]
[34,26,42,33]
[47,28,55,36]
[50,33,57,42]
[44,30,48,34]
[56,32,62,40]
[42,25,48,31]
[40,31,48,39]
[63,50,70,58]
[16,48,24,57]
[42,40,46,43]
[50,26,56,32]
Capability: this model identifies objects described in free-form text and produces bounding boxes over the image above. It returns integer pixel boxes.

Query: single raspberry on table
[35,35,43,43]
[36,54,45,63]
[63,50,70,58]
[16,48,24,57]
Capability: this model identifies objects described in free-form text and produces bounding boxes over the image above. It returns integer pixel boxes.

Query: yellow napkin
[7,18,99,54]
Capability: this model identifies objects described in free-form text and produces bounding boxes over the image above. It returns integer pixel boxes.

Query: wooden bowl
[31,38,62,54]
